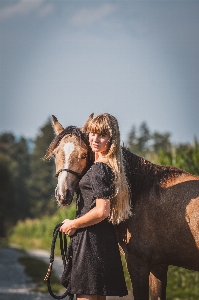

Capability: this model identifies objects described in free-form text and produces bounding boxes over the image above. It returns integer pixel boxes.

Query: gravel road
[0,247,71,300]
[0,247,133,300]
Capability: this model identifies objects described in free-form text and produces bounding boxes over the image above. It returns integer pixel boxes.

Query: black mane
[122,147,188,204]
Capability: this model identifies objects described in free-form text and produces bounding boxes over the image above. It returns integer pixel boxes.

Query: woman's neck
[95,152,108,162]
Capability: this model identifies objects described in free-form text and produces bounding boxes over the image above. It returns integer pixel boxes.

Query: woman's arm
[60,198,110,236]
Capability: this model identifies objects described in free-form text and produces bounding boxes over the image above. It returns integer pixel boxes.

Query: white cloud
[70,3,117,26]
[0,0,53,20]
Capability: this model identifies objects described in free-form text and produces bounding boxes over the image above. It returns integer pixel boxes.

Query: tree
[152,131,171,153]
[127,122,171,160]
[127,122,151,156]
[0,133,31,236]
[28,119,57,217]
[0,153,16,236]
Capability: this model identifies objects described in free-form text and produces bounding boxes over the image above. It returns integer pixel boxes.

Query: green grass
[166,265,199,300]
[0,238,9,248]
[9,204,76,252]
[121,254,132,291]
[18,255,64,294]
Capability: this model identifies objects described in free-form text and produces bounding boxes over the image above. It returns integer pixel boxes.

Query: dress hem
[68,289,128,296]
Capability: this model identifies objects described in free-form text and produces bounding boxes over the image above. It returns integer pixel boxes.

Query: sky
[0,0,199,144]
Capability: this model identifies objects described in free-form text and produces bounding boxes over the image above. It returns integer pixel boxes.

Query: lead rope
[44,223,74,300]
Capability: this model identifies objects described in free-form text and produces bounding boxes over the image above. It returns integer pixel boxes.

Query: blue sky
[0,0,199,144]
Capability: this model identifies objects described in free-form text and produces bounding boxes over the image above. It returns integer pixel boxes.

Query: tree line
[0,119,56,237]
[0,119,198,237]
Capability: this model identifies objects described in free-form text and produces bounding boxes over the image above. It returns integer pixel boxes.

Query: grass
[0,238,9,248]
[9,204,76,252]
[18,255,65,294]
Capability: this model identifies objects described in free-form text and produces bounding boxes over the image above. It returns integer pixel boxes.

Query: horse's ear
[81,113,94,133]
[52,115,64,135]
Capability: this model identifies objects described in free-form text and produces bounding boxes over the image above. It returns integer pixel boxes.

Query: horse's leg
[126,254,150,300]
[149,264,168,300]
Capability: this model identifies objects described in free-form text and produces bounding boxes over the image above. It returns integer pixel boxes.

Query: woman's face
[89,132,111,154]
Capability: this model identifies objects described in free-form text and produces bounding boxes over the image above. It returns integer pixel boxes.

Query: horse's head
[45,115,92,206]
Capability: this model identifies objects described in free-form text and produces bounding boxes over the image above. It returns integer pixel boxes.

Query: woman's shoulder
[91,161,113,177]
[94,159,111,169]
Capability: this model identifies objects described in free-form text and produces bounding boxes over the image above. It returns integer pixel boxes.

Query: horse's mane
[45,126,91,160]
[122,147,190,203]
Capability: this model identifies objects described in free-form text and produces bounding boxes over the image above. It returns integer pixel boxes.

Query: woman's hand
[60,199,110,233]
[60,219,77,236]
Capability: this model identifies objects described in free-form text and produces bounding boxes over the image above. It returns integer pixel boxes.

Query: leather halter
[55,168,83,179]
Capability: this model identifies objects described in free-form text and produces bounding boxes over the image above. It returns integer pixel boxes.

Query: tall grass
[9,204,76,251]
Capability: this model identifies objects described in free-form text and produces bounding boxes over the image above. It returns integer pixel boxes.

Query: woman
[60,113,131,300]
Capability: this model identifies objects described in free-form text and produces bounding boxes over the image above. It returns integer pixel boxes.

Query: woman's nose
[93,134,99,141]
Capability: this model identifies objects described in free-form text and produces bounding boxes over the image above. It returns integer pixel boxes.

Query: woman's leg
[76,295,97,300]
[76,295,106,300]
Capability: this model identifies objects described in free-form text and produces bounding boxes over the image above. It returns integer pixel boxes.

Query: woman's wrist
[72,219,79,229]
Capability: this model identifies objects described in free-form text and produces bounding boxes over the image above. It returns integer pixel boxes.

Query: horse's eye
[81,153,87,159]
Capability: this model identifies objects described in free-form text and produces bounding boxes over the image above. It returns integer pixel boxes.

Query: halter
[55,168,83,179]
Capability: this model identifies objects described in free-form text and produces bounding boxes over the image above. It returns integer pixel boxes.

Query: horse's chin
[57,198,73,207]
[62,200,73,206]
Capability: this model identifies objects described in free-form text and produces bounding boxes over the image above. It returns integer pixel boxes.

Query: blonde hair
[82,113,131,224]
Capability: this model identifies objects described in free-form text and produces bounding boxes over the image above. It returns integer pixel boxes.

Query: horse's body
[118,148,199,299]
[46,116,199,300]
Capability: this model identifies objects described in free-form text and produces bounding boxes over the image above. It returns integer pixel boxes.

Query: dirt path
[0,247,70,300]
[0,247,133,300]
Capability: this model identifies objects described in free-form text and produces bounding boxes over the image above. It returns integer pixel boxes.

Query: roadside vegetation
[1,119,199,298]
[18,255,62,294]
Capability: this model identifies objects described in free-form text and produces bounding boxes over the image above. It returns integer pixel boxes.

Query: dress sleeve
[90,163,115,199]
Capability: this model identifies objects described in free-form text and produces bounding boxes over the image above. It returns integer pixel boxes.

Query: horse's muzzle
[55,187,73,206]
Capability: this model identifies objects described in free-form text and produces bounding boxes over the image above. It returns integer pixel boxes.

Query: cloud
[0,0,53,21]
[70,3,117,26]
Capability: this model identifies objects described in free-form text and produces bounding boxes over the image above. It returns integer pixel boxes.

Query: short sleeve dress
[67,162,128,296]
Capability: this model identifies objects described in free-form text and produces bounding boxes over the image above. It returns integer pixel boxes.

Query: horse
[45,115,199,300]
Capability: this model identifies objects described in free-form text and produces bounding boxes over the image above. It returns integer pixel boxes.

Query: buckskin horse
[45,115,199,300]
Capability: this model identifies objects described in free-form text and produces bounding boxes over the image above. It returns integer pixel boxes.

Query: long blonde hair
[82,113,131,224]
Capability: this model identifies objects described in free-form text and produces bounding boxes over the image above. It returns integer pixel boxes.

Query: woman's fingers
[60,219,76,236]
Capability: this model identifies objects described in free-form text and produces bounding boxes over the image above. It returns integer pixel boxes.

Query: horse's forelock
[44,126,90,160]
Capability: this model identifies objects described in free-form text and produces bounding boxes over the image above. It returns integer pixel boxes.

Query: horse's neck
[122,147,189,195]
[122,148,155,176]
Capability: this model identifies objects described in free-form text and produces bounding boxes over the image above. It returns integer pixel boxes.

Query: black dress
[68,162,128,296]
